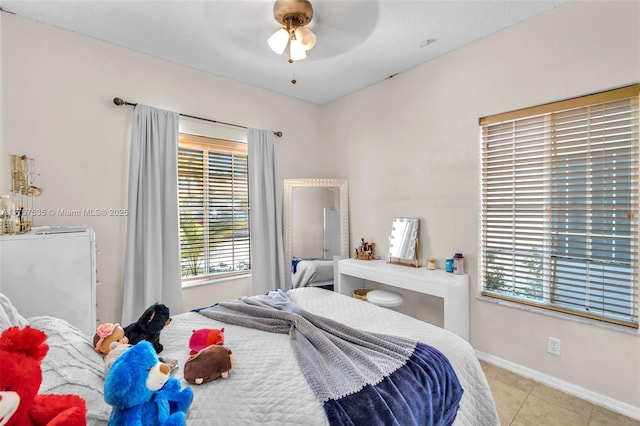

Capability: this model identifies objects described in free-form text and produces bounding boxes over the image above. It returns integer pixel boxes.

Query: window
[178,133,250,281]
[480,85,639,328]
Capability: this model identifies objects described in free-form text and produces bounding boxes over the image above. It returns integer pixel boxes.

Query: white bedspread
[33,287,498,425]
[292,259,334,288]
[161,287,499,425]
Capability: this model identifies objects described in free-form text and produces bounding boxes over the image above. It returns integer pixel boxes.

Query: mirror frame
[388,217,420,267]
[283,178,349,289]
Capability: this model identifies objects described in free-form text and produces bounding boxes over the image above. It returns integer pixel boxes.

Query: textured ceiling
[0,0,567,105]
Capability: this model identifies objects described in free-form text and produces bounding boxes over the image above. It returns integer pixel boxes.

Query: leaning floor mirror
[283,178,349,289]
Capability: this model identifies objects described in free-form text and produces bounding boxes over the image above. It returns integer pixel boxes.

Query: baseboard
[475,350,640,421]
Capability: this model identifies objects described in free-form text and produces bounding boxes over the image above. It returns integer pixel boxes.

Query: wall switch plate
[547,337,561,356]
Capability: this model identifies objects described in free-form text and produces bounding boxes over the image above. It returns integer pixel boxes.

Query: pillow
[28,316,111,425]
[0,292,29,331]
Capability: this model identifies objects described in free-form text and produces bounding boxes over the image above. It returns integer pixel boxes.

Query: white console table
[337,259,469,341]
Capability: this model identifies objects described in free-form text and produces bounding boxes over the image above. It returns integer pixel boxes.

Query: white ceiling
[0,0,567,105]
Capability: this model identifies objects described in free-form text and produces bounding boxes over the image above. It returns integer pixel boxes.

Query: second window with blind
[178,133,250,283]
[480,85,639,329]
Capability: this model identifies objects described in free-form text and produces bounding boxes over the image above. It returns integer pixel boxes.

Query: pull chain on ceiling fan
[267,0,316,63]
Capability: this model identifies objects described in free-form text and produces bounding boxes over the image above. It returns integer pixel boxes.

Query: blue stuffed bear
[104,340,193,425]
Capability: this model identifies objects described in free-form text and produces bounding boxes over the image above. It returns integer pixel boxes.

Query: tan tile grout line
[519,382,598,426]
[509,381,536,425]
[485,363,639,426]
[585,404,595,426]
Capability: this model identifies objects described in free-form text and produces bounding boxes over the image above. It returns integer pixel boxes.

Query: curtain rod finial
[274,131,283,138]
[113,97,125,106]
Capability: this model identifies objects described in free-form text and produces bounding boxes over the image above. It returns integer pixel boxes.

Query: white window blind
[480,85,639,328]
[178,133,250,281]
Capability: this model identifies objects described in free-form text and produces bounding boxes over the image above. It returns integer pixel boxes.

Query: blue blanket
[292,258,301,274]
[198,290,463,426]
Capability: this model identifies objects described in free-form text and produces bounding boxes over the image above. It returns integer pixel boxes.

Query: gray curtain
[122,105,182,325]
[248,128,285,294]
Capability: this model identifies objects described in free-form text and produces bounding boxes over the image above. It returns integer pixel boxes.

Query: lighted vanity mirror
[388,217,419,267]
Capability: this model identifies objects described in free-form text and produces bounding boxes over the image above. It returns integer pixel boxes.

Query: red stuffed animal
[0,326,87,426]
[188,328,225,355]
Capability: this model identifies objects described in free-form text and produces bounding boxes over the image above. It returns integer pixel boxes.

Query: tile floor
[480,360,640,426]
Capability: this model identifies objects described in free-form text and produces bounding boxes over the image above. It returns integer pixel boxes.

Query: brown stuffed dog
[183,345,236,385]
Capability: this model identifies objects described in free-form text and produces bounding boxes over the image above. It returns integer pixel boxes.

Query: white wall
[321,0,639,411]
[0,13,328,325]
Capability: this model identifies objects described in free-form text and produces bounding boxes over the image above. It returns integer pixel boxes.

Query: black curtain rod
[113,97,283,138]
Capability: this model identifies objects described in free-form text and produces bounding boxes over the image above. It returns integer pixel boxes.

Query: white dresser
[338,259,469,341]
[0,227,97,337]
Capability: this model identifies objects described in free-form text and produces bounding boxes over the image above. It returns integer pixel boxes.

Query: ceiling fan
[267,0,317,63]
[264,0,379,63]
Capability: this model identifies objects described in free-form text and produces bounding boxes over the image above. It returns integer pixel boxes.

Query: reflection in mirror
[291,187,340,258]
[388,217,419,267]
[283,179,349,289]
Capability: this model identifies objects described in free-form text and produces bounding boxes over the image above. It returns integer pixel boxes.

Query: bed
[0,288,499,425]
[292,258,336,288]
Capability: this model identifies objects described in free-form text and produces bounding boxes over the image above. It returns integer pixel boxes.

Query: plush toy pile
[124,303,172,354]
[0,326,87,426]
[96,303,177,376]
[104,340,193,425]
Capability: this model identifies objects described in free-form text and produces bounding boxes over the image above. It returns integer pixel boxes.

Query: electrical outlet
[547,337,561,356]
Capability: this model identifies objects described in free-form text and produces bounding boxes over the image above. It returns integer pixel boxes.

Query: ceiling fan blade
[305,1,380,60]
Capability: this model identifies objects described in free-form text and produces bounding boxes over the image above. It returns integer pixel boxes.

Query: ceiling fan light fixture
[268,28,290,54]
[294,26,316,50]
[289,38,307,61]
[269,0,315,63]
